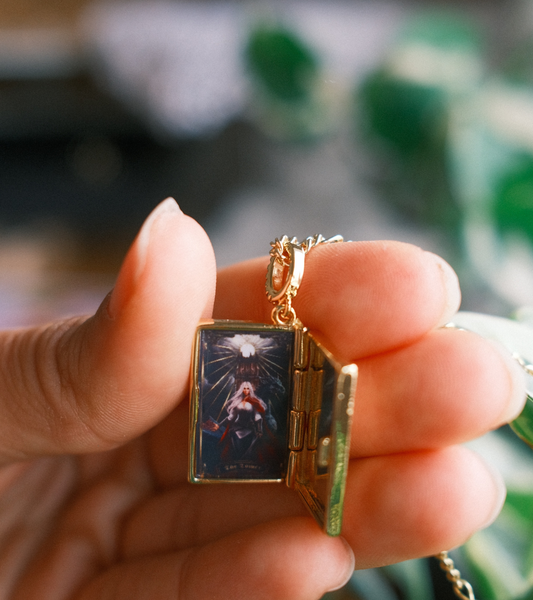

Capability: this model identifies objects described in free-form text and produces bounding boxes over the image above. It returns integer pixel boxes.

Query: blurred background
[3,0,533,598]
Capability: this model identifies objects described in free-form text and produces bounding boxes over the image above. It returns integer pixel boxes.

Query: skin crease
[0,198,524,600]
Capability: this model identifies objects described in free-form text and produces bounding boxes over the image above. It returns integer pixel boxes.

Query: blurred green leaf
[398,11,483,51]
[342,569,398,600]
[246,25,318,102]
[495,156,533,246]
[511,396,533,449]
[359,70,447,156]
[382,559,434,600]
[505,489,533,525]
[465,529,530,600]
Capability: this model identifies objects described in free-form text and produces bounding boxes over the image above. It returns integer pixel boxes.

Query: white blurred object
[83,1,246,137]
[450,311,533,398]
[82,1,400,137]
[449,82,533,310]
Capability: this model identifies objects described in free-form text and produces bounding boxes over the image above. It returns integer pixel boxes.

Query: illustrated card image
[190,322,294,482]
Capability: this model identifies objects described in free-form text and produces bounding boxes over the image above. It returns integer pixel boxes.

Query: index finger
[214,240,461,360]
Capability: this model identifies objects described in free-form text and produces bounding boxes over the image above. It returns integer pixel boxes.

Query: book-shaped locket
[188,236,357,536]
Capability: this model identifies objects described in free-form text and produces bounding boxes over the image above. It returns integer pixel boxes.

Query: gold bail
[266,237,306,326]
[266,234,344,327]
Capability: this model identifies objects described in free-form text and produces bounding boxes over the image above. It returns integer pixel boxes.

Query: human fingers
[342,446,505,568]
[0,199,216,462]
[351,328,526,457]
[76,518,354,600]
[147,328,525,495]
[121,484,305,557]
[214,241,461,360]
[113,445,503,571]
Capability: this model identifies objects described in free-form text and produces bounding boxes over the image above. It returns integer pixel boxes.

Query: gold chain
[267,234,343,326]
[435,551,476,600]
[295,233,344,253]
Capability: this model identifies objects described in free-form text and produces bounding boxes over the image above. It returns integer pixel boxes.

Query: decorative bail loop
[266,234,344,327]
[266,236,306,305]
[266,237,305,327]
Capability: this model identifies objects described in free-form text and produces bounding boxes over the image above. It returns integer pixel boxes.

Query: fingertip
[215,242,463,359]
[0,199,218,461]
[189,517,356,600]
[77,519,356,600]
[425,252,462,327]
[133,197,184,282]
[109,195,216,357]
[341,447,508,567]
[110,197,216,324]
[327,536,355,591]
[472,450,507,529]
[79,201,217,446]
[299,241,463,359]
[485,338,528,424]
[108,197,206,319]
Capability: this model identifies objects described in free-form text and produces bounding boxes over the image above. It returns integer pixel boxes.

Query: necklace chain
[436,551,476,600]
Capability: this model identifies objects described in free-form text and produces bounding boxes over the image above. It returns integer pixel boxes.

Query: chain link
[436,551,476,600]
[271,302,297,326]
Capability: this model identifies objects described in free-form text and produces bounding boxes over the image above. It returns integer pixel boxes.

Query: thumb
[0,198,216,462]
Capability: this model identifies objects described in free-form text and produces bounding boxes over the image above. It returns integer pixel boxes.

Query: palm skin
[0,199,525,600]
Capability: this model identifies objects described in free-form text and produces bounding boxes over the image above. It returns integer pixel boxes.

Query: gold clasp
[266,234,344,327]
[266,236,306,326]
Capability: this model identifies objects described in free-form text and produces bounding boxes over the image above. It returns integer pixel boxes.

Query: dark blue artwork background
[194,327,294,480]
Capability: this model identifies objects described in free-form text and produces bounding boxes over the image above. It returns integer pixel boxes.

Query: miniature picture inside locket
[193,327,294,481]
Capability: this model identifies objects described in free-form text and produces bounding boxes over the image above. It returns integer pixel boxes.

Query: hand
[202,421,220,433]
[0,199,525,600]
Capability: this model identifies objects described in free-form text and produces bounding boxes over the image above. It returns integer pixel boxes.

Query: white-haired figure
[218,381,272,461]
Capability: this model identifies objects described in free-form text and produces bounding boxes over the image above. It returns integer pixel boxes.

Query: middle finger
[353,327,525,457]
[149,328,525,490]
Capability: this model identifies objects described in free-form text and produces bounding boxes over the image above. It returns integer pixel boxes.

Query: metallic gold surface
[289,410,306,451]
[317,437,331,467]
[291,370,307,411]
[296,334,358,537]
[267,235,343,326]
[286,450,300,489]
[305,449,317,483]
[309,369,324,411]
[293,326,309,369]
[310,343,325,369]
[307,409,321,450]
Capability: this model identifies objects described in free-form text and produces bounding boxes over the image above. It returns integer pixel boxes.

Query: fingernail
[479,454,507,529]
[328,536,355,591]
[135,198,182,277]
[425,252,462,327]
[487,339,528,423]
[108,198,182,318]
